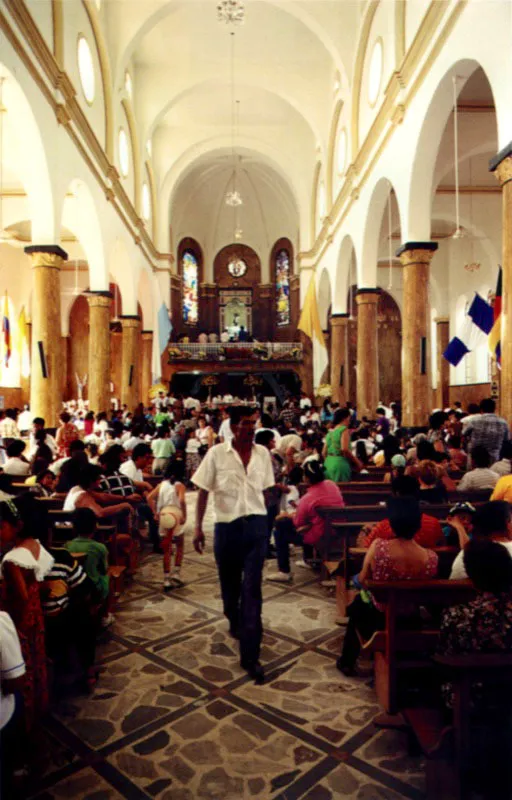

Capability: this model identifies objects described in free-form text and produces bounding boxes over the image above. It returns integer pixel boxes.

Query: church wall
[405,0,430,52]
[68,295,89,402]
[24,0,53,55]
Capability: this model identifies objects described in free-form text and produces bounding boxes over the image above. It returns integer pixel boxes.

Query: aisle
[32,493,425,800]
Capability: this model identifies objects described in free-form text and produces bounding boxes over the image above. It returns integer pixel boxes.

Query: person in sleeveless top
[337,496,438,675]
[148,470,186,590]
[322,407,354,482]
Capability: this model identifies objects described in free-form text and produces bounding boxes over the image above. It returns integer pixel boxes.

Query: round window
[142,182,151,221]
[77,36,95,104]
[368,39,383,106]
[118,128,129,177]
[337,128,347,176]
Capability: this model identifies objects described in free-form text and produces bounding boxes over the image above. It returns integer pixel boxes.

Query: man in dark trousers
[192,406,275,684]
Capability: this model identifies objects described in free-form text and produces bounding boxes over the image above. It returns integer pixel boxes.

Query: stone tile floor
[30,493,426,799]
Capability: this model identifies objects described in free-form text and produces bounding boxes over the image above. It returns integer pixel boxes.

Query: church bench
[362,580,476,715]
[404,653,512,800]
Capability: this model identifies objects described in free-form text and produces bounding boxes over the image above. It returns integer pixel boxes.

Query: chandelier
[217,0,245,26]
[226,189,242,207]
[234,227,243,240]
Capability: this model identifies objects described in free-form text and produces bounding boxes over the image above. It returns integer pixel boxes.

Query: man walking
[192,406,275,684]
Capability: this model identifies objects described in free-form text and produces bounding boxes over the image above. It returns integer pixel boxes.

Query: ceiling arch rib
[110,0,350,96]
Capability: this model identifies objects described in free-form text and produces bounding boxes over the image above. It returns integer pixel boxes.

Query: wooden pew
[404,653,512,800]
[362,580,476,715]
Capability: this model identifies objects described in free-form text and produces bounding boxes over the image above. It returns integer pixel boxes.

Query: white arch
[316,267,332,331]
[108,238,137,315]
[334,234,357,314]
[60,179,108,291]
[360,177,403,288]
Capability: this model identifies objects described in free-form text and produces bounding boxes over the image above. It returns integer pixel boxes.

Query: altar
[219,289,252,336]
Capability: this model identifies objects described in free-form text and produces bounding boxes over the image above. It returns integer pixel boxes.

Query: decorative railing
[168,342,303,362]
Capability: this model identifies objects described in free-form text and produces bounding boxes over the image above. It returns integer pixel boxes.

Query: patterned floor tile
[180,570,287,613]
[32,767,124,799]
[54,652,206,749]
[233,650,380,747]
[112,593,217,644]
[108,698,325,799]
[352,729,425,793]
[136,554,216,588]
[302,761,407,799]
[261,591,340,643]
[152,619,298,686]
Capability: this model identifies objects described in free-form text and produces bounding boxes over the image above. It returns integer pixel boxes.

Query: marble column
[397,241,438,427]
[355,290,380,419]
[25,245,67,427]
[110,328,122,405]
[120,315,141,411]
[87,292,111,414]
[20,321,32,407]
[61,335,69,401]
[330,313,349,406]
[435,317,450,411]
[141,330,153,406]
[490,143,512,421]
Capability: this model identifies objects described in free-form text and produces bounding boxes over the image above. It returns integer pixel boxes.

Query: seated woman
[337,496,438,675]
[3,440,30,477]
[267,460,344,582]
[416,459,448,504]
[456,445,499,494]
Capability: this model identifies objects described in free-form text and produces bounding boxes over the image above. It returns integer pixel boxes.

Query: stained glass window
[182,250,199,325]
[275,249,291,326]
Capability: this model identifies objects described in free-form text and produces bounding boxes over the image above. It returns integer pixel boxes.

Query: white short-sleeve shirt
[120,460,143,483]
[0,611,26,729]
[192,441,275,522]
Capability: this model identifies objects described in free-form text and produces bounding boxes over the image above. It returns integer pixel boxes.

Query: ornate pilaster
[87,292,111,414]
[355,290,380,419]
[490,143,512,421]
[141,330,153,405]
[397,242,438,427]
[435,317,450,411]
[330,313,349,406]
[25,244,68,427]
[120,315,141,411]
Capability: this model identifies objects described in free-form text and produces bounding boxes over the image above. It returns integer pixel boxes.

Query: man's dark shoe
[229,623,239,639]
[241,660,265,685]
[153,544,163,554]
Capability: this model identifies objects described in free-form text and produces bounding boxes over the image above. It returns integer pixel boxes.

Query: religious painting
[182,249,198,325]
[275,248,291,326]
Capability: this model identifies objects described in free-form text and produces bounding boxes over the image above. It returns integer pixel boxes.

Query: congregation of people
[2,389,512,795]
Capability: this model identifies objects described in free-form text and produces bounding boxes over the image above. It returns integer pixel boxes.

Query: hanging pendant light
[0,77,23,248]
[451,76,467,241]
[225,33,243,209]
[217,0,245,26]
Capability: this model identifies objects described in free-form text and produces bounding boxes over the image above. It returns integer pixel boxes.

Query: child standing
[148,473,187,591]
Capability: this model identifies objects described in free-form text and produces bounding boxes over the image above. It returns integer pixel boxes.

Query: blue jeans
[214,515,267,666]
[274,516,314,573]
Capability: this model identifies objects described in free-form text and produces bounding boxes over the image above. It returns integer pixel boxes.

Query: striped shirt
[42,547,88,616]
[456,468,499,493]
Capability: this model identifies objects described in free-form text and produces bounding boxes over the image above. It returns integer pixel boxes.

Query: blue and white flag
[157,303,172,354]
[443,293,493,367]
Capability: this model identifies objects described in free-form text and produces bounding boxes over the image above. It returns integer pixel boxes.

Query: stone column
[490,144,512,421]
[397,242,438,427]
[355,289,379,419]
[61,335,69,401]
[20,321,32,407]
[110,327,122,405]
[435,317,450,411]
[87,292,111,414]
[141,330,153,406]
[120,315,141,411]
[330,313,349,406]
[297,330,314,399]
[25,245,67,427]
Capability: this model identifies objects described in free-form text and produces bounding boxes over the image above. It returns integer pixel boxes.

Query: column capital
[141,330,153,339]
[25,244,68,268]
[330,312,349,327]
[87,291,112,309]
[355,288,380,305]
[396,241,438,266]
[435,316,450,324]
[120,314,141,329]
[489,141,512,186]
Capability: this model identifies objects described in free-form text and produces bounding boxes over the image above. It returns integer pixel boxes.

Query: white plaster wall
[358,1,395,147]
[62,1,107,153]
[25,0,53,54]
[405,0,429,51]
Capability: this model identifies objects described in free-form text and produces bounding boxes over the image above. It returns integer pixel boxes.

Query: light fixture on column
[217,0,245,26]
[0,77,23,248]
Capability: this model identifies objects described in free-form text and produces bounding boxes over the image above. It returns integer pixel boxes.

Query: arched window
[275,248,291,326]
[182,250,199,325]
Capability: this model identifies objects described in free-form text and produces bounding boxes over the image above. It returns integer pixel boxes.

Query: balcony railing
[168,342,303,362]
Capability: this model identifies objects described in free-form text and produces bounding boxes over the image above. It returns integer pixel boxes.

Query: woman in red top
[55,411,80,457]
[267,460,344,582]
[337,496,438,675]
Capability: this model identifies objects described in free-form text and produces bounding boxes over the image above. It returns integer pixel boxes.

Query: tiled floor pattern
[31,494,426,799]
